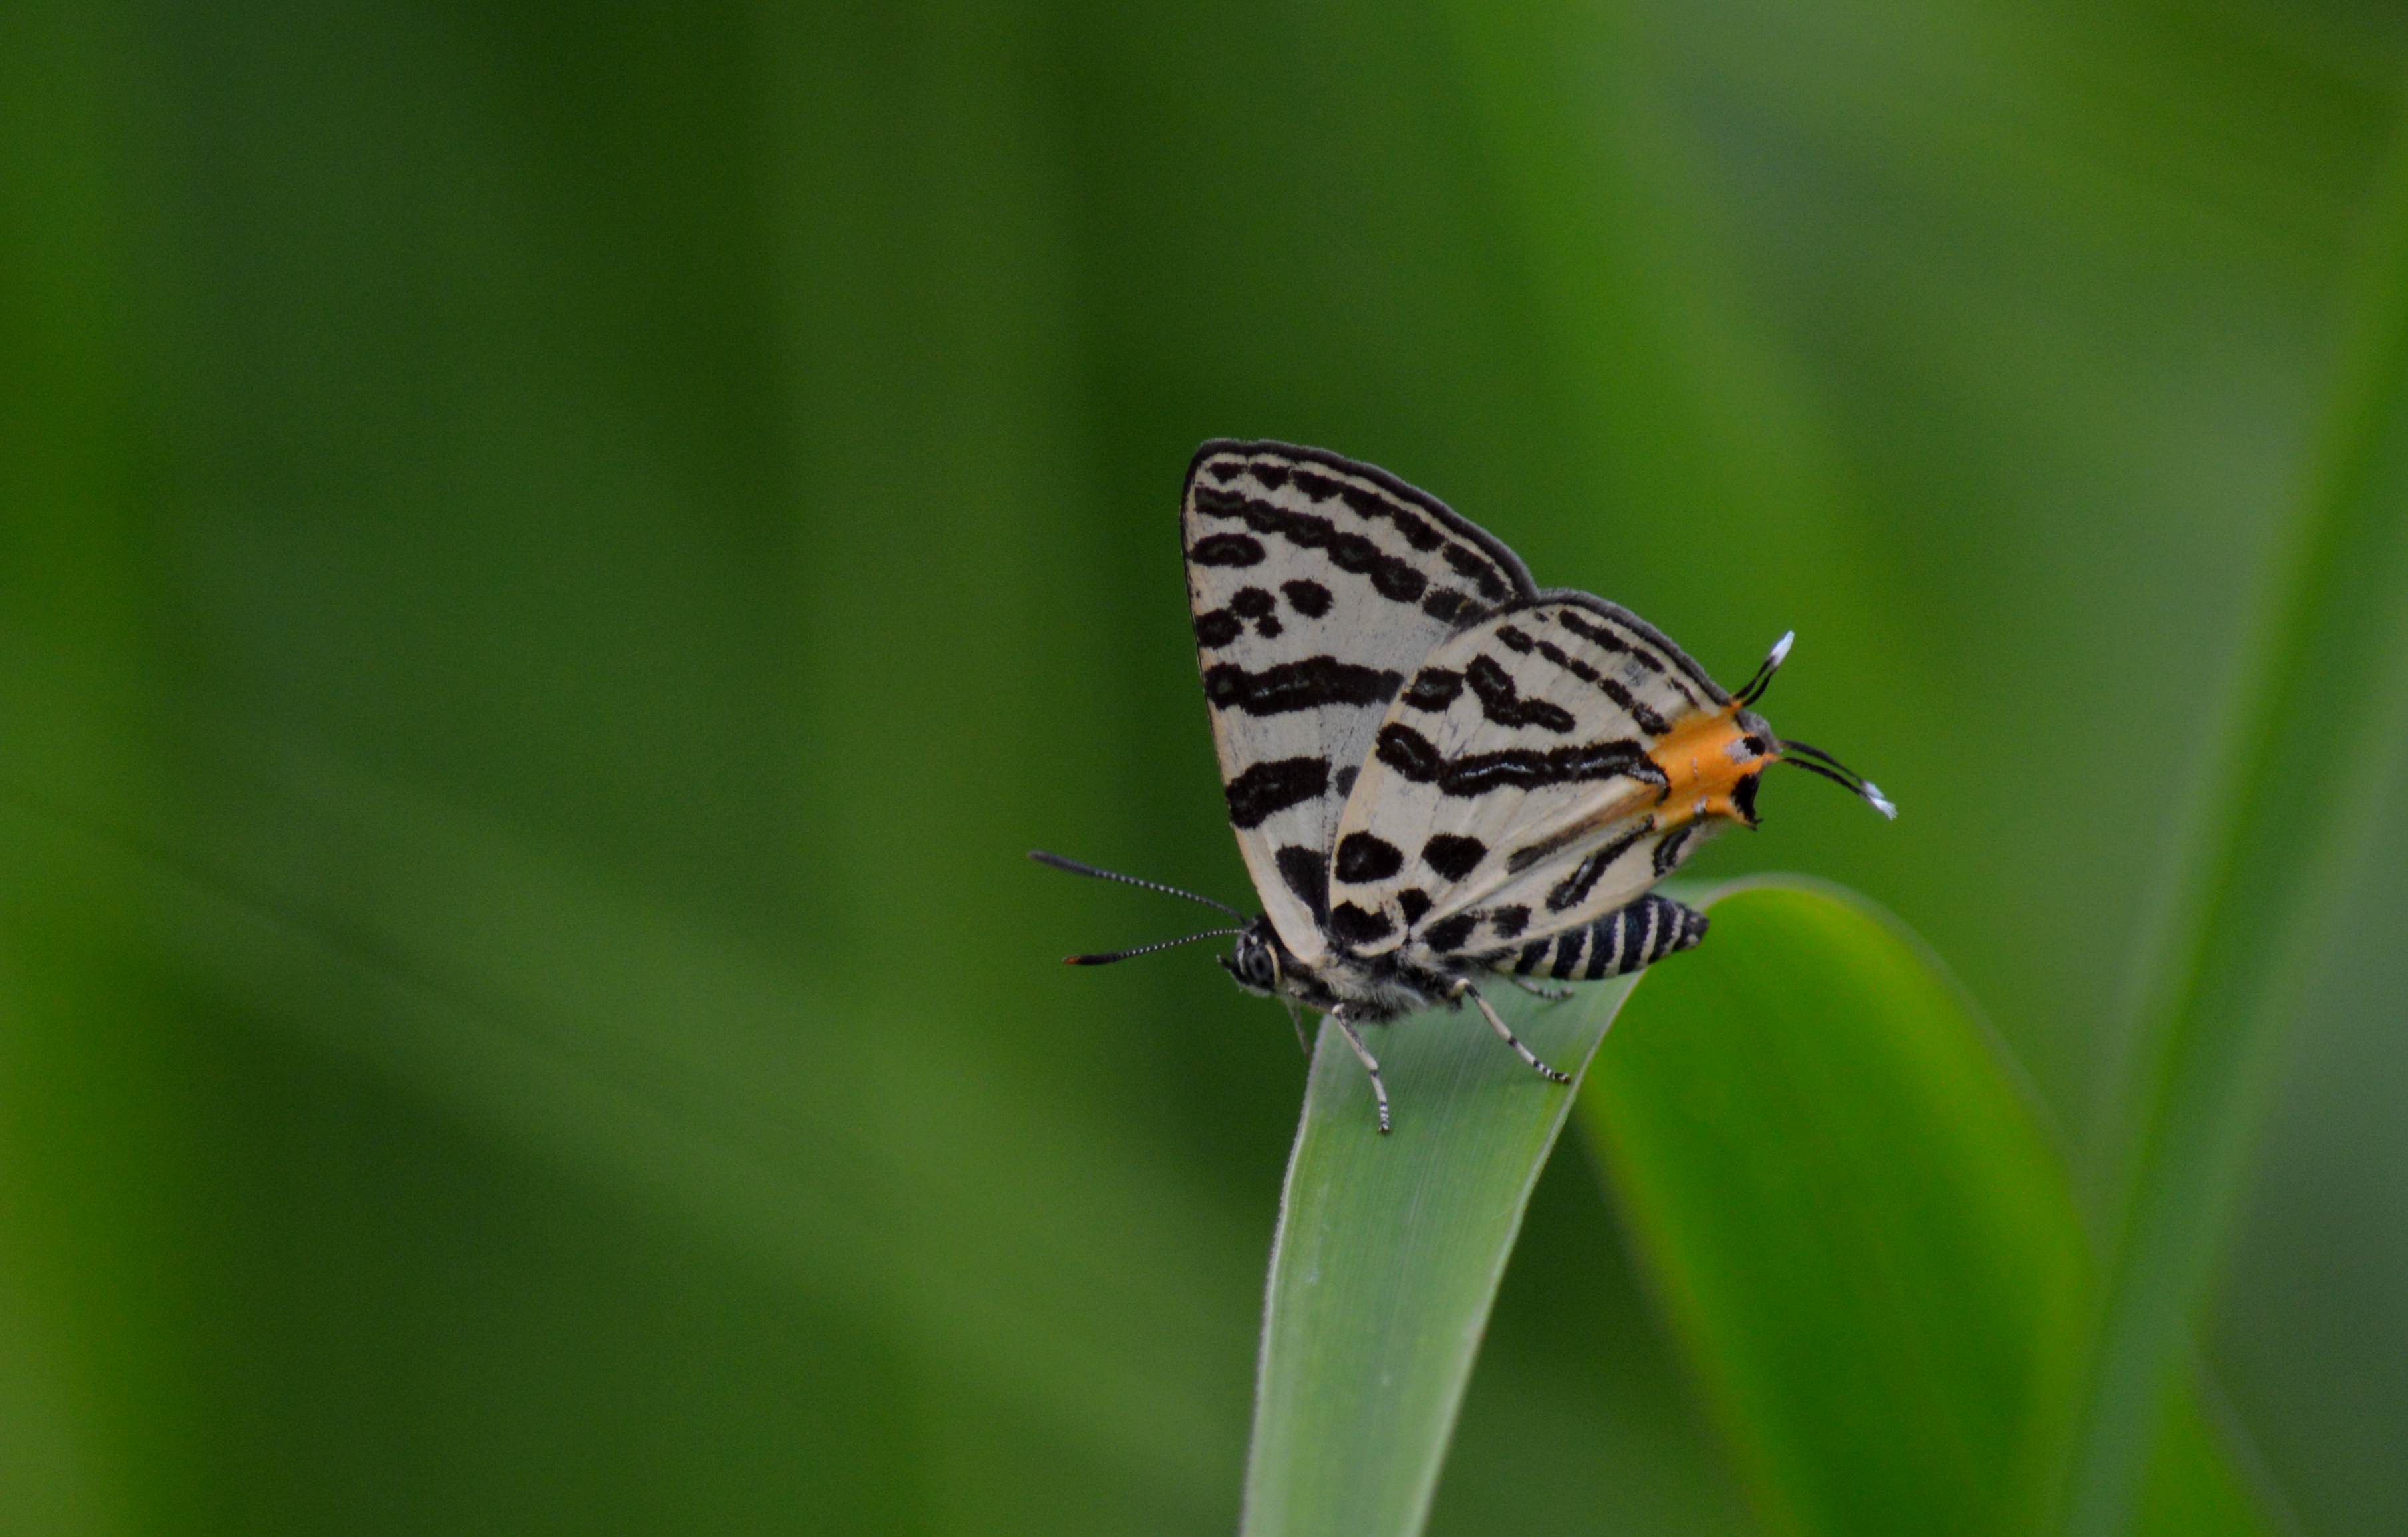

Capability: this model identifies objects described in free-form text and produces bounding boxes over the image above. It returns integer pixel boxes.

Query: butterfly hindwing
[1324,596,1729,961]
[1184,440,1536,965]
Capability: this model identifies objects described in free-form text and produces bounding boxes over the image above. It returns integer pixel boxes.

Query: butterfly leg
[1503,974,1573,1003]
[1328,1008,1392,1134]
[1454,980,1574,1085]
[1284,1000,1312,1057]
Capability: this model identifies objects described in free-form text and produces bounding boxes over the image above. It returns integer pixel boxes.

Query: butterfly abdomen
[1497,894,1706,982]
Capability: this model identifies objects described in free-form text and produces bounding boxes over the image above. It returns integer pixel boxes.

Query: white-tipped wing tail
[1182,441,1538,965]
[1322,597,1728,961]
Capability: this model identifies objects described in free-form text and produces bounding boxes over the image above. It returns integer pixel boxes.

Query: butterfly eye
[1246,945,1279,989]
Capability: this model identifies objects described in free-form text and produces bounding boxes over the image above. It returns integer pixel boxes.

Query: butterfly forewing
[1324,597,1729,961]
[1183,440,1536,963]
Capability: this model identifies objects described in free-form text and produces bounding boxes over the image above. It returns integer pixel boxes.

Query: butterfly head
[1219,916,1288,997]
[1642,699,1781,832]
[1688,632,1894,824]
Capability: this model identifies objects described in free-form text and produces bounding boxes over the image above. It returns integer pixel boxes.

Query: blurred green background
[5,1,2407,1532]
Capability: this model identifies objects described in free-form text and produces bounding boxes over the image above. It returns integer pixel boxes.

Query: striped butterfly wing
[1183,440,1535,965]
[1322,596,1728,963]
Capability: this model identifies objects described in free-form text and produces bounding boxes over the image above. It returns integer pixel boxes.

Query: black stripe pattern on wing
[1421,912,1478,953]
[1192,478,1509,621]
[1284,466,1515,604]
[1193,484,1432,607]
[1280,579,1333,617]
[1525,633,1670,736]
[1224,757,1330,830]
[1399,667,1464,711]
[1420,832,1487,882]
[1463,655,1576,733]
[1188,532,1264,567]
[1334,832,1404,882]
[1274,845,1330,928]
[1418,587,1482,625]
[1553,609,1700,711]
[1329,901,1392,947]
[1193,444,1545,625]
[1230,588,1280,637]
[1203,656,1404,717]
[1545,818,1656,912]
[1374,723,1662,798]
[1652,822,1697,876]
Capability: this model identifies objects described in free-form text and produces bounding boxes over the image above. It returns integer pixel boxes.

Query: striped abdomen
[1495,894,1706,983]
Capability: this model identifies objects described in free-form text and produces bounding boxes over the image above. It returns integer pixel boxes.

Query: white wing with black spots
[1322,597,1728,961]
[1183,440,1535,965]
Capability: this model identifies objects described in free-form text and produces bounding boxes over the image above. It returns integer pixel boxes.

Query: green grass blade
[1580,882,2274,1537]
[2054,122,2408,1537]
[1241,973,1642,1537]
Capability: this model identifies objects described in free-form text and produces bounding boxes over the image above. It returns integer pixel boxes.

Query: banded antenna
[1775,739,1898,819]
[1060,929,1245,967]
[1735,630,1795,707]
[1030,849,1248,965]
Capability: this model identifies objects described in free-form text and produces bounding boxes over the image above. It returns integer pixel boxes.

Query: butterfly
[1037,440,1892,1132]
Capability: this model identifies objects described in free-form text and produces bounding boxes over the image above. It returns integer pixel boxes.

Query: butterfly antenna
[1064,929,1245,966]
[1735,630,1796,707]
[1028,850,1245,917]
[1774,739,1897,819]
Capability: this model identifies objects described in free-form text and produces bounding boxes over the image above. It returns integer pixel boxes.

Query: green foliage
[1243,882,2282,1537]
[1244,978,1638,1537]
[1583,883,2266,1537]
[2055,126,2408,1537]
[6,0,2408,1533]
